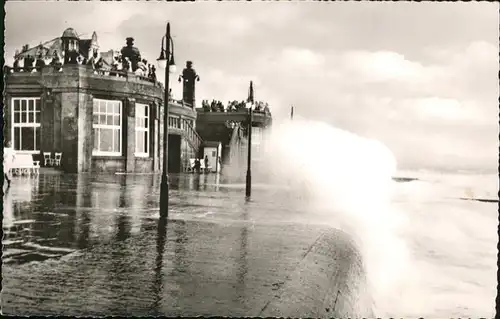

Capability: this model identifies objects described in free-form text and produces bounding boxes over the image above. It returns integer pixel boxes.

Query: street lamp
[245,81,254,199]
[157,22,177,218]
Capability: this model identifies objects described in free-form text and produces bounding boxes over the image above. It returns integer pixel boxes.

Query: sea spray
[255,118,412,315]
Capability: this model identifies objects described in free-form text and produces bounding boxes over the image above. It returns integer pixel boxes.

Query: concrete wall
[259,230,374,318]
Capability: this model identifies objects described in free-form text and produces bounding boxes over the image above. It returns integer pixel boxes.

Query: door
[168,134,182,173]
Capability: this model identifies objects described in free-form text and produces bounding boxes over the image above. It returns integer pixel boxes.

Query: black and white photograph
[2,1,498,317]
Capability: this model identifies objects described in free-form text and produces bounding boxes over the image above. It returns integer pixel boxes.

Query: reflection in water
[194,175,201,191]
[171,219,189,311]
[3,186,14,228]
[76,175,91,249]
[203,174,208,191]
[235,204,249,301]
[153,216,168,314]
[2,174,158,264]
[115,177,130,242]
[3,172,346,317]
[2,177,74,264]
[214,173,220,192]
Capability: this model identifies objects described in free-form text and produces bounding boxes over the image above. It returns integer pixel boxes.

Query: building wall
[4,65,198,174]
[195,111,272,165]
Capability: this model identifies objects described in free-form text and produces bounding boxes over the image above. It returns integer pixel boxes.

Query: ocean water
[252,119,498,317]
[379,170,498,318]
[2,119,497,317]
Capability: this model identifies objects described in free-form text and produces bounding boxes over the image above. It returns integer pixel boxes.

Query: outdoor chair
[43,152,53,166]
[53,152,62,167]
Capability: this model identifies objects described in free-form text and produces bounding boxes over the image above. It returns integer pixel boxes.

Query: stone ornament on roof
[179,61,200,107]
[62,28,79,39]
[120,37,141,72]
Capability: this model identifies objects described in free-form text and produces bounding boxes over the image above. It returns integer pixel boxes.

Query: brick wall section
[40,92,54,160]
[60,92,79,172]
[4,96,11,143]
[53,94,62,153]
[135,158,154,173]
[92,158,125,172]
[78,91,94,172]
[83,92,94,172]
[125,98,136,172]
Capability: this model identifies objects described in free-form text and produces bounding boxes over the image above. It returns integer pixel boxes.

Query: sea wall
[259,229,374,318]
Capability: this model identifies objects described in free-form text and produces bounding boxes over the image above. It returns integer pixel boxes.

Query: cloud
[281,47,326,69]
[250,40,497,170]
[3,2,497,171]
[341,51,425,84]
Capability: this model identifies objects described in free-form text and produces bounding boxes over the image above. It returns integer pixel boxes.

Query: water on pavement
[2,172,365,317]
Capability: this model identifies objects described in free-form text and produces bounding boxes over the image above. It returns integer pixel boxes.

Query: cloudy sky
[5,1,498,172]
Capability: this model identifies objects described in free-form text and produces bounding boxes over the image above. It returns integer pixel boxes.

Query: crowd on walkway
[201,99,271,114]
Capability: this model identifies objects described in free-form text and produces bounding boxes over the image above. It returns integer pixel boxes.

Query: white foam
[252,118,412,314]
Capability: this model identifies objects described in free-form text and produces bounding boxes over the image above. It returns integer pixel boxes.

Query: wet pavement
[2,171,371,317]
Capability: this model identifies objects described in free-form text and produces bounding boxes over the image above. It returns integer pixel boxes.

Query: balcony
[195,108,272,127]
[4,64,163,99]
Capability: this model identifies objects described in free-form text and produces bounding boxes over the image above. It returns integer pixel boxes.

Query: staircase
[167,115,203,156]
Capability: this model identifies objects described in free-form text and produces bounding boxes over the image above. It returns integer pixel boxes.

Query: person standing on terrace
[13,51,21,72]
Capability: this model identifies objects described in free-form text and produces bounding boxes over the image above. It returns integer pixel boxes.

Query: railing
[167,115,203,154]
[4,65,159,85]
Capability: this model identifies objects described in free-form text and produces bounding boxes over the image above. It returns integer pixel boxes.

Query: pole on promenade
[245,81,254,198]
[158,22,176,218]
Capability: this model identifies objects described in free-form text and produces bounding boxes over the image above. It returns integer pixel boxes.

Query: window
[11,97,41,153]
[92,99,122,156]
[135,103,149,157]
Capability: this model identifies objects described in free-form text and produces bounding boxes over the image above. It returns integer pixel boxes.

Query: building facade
[195,108,273,167]
[3,28,201,174]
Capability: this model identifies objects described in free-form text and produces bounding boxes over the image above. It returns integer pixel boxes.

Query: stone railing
[169,98,193,109]
[4,64,159,86]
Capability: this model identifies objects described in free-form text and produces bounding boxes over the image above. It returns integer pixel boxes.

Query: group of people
[98,54,157,81]
[10,49,158,83]
[191,155,222,174]
[201,99,271,114]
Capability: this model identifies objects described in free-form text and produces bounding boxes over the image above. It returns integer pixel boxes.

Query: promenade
[2,172,373,317]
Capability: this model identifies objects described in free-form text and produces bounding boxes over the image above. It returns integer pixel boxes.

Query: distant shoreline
[459,198,499,204]
[392,177,419,183]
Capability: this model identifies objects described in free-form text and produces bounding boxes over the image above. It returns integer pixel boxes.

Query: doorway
[168,134,181,173]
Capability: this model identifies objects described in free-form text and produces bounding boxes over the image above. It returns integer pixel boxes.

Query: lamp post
[157,22,177,218]
[245,81,254,198]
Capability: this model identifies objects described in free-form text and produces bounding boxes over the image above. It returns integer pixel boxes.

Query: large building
[3,28,273,175]
[3,28,201,174]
